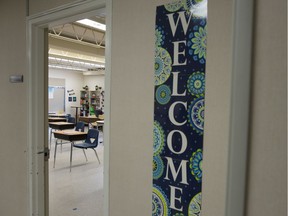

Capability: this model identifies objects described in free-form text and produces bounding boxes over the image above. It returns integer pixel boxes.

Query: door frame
[26,1,110,215]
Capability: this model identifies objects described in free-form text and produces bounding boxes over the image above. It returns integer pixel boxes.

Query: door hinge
[37,147,50,161]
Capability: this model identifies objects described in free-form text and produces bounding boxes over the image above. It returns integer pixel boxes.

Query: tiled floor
[48,131,104,216]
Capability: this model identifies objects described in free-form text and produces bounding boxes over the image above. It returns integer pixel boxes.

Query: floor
[48,130,104,216]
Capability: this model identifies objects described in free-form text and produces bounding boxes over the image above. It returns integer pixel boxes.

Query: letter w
[167,12,192,37]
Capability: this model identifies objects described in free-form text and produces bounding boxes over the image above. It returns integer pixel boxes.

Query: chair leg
[82,149,88,162]
[49,129,53,149]
[53,139,58,168]
[92,148,100,164]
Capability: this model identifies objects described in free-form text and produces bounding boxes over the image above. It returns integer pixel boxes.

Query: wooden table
[49,122,75,147]
[53,130,87,171]
[48,117,67,122]
[48,114,67,118]
[79,116,100,128]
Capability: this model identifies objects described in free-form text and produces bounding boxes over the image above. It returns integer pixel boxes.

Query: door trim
[26,1,110,215]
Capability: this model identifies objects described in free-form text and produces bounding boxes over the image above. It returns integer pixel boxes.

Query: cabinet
[80,90,105,116]
[80,90,89,116]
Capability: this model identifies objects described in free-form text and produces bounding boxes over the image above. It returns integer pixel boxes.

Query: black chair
[73,128,101,165]
[75,121,85,132]
[67,116,76,123]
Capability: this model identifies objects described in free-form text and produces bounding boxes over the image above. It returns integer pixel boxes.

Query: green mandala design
[187,72,205,97]
[153,121,165,155]
[191,25,207,60]
[164,0,184,12]
[152,185,170,216]
[188,193,202,216]
[155,47,172,86]
[155,28,164,47]
[190,149,203,182]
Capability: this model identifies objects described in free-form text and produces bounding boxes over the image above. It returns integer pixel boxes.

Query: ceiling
[48,15,106,74]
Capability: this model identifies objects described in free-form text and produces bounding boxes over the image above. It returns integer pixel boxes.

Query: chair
[72,128,101,166]
[67,116,76,123]
[53,121,86,168]
[75,121,85,132]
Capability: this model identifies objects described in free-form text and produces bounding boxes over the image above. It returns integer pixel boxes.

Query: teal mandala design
[187,72,205,97]
[153,156,164,179]
[188,193,202,216]
[164,0,183,12]
[156,85,171,105]
[155,47,172,86]
[188,25,207,64]
[190,149,203,182]
[153,121,165,155]
[155,26,165,47]
[152,185,170,216]
[187,97,205,134]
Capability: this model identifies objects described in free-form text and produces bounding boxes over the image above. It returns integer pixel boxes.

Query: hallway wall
[0,1,28,215]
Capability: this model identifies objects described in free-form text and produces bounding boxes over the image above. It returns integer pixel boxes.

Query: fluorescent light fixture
[76,19,106,31]
[48,65,86,71]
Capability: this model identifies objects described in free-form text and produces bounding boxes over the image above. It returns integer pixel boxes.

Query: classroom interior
[48,15,106,216]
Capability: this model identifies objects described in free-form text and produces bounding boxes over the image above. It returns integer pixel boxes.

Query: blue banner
[153,1,207,215]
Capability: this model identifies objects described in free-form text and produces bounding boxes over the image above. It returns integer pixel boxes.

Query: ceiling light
[76,19,106,31]
[49,65,86,71]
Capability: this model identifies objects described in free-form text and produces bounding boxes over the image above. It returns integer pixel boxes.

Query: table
[79,116,100,127]
[48,117,67,122]
[53,130,87,171]
[96,120,104,129]
[49,122,75,147]
[48,114,67,118]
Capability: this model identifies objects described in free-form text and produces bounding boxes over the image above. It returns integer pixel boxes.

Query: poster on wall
[153,1,207,215]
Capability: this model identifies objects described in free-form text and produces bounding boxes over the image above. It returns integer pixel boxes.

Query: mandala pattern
[153,156,164,179]
[190,149,203,182]
[153,121,165,155]
[164,0,183,12]
[156,85,172,105]
[188,193,201,216]
[155,47,172,86]
[156,26,165,47]
[187,72,205,97]
[187,97,205,134]
[152,185,170,216]
[188,25,207,63]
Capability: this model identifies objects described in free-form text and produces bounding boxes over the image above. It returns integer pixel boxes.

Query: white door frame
[26,1,110,215]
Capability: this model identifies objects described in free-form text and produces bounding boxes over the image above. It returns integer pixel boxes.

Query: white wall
[245,0,287,215]
[83,74,105,91]
[0,1,28,215]
[49,69,105,115]
[49,68,84,116]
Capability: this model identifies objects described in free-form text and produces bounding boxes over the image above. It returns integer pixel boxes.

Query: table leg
[70,141,73,172]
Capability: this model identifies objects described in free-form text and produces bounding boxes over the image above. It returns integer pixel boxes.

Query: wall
[29,0,77,15]
[245,0,287,215]
[49,69,84,115]
[83,74,105,90]
[0,1,28,215]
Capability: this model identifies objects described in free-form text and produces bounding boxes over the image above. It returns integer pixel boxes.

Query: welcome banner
[153,1,207,215]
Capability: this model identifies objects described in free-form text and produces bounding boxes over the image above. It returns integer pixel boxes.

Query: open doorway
[27,1,110,216]
[48,13,106,216]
